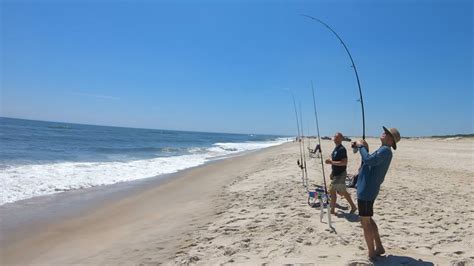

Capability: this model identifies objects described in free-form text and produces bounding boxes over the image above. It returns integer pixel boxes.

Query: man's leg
[340,191,357,213]
[329,190,337,214]
[360,217,376,258]
[329,188,337,214]
[370,218,385,255]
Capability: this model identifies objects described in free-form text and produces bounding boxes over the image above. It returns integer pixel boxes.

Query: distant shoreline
[430,133,474,138]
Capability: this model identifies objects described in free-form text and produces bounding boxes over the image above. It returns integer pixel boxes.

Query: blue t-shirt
[356,145,393,201]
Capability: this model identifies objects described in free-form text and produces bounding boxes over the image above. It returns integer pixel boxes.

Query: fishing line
[302,15,366,140]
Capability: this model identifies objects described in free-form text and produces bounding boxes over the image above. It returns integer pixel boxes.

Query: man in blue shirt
[354,126,400,259]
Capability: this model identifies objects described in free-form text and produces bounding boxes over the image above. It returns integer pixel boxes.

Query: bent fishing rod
[311,80,333,231]
[291,92,306,185]
[302,15,366,140]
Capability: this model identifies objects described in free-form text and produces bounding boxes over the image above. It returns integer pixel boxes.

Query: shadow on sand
[347,255,434,266]
[336,211,360,223]
[374,255,434,266]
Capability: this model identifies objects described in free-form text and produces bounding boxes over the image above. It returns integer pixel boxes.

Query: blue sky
[2,0,472,137]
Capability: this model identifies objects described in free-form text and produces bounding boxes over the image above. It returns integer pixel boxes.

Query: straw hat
[383,126,401,150]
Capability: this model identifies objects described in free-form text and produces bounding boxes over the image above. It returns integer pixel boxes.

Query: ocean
[0,117,288,205]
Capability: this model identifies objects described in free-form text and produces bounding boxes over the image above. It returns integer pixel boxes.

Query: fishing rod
[299,102,308,188]
[291,92,305,185]
[307,126,311,152]
[310,81,328,196]
[302,15,366,140]
[311,80,333,231]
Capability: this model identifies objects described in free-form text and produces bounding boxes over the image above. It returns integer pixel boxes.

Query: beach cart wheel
[307,191,320,207]
[307,196,314,207]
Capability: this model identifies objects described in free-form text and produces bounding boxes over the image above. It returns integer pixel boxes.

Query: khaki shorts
[330,183,347,193]
[330,171,347,193]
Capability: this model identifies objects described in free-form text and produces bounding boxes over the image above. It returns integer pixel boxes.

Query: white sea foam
[1,139,289,205]
[211,139,289,154]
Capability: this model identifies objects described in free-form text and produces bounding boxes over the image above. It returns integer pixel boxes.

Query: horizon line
[0,116,287,137]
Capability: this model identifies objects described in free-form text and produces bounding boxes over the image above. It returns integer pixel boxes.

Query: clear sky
[1,0,472,137]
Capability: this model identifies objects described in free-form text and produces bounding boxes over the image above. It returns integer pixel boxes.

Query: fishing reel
[351,142,358,154]
[351,141,369,153]
[297,159,304,169]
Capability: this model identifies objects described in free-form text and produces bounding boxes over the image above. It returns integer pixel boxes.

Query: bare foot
[350,207,357,214]
[330,210,336,215]
[375,247,386,256]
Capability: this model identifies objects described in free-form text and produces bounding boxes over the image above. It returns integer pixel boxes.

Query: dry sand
[1,137,473,265]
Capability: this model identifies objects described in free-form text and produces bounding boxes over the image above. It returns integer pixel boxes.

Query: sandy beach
[1,137,473,265]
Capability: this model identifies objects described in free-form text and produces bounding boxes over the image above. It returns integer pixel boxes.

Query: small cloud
[70,92,119,100]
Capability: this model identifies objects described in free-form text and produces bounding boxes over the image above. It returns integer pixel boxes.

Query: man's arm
[359,146,388,166]
[325,158,348,166]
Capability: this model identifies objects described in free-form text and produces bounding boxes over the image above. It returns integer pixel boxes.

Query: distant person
[353,126,400,259]
[325,132,357,214]
[309,144,321,158]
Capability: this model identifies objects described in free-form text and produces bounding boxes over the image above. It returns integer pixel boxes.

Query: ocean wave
[1,138,289,205]
[0,154,208,205]
[94,146,183,154]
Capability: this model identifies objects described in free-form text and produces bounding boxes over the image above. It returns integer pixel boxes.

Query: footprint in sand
[296,212,311,218]
[247,225,258,230]
[451,259,469,266]
[224,248,238,256]
[346,259,373,266]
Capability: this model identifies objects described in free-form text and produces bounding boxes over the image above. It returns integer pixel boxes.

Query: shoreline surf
[1,117,289,205]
